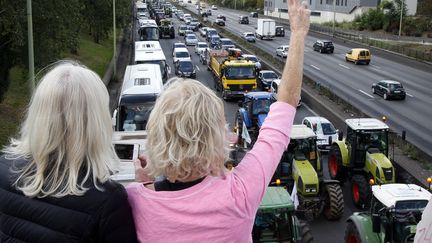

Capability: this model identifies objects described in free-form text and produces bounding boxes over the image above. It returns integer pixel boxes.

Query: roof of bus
[121,64,163,99]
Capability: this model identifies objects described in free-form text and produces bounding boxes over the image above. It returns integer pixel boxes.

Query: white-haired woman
[0,61,138,242]
[127,0,310,242]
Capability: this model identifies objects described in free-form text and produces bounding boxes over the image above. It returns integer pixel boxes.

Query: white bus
[134,41,170,82]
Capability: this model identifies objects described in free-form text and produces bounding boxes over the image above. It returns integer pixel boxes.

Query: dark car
[275,26,285,37]
[313,40,334,54]
[209,35,222,49]
[238,16,249,24]
[250,12,258,18]
[174,60,196,78]
[372,80,406,100]
[215,19,225,26]
[205,29,218,41]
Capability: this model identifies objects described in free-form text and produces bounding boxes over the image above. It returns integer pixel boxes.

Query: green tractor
[253,186,314,243]
[272,125,344,221]
[345,183,431,243]
[328,118,395,209]
[159,19,175,39]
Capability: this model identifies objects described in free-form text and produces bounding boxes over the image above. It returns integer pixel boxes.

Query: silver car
[276,45,289,58]
[185,34,198,46]
[195,42,209,55]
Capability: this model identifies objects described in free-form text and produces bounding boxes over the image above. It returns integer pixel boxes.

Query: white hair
[2,60,119,198]
[145,78,230,182]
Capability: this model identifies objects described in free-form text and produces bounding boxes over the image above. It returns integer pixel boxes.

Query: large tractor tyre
[344,221,362,243]
[351,175,371,209]
[299,220,314,243]
[323,183,344,220]
[328,145,347,182]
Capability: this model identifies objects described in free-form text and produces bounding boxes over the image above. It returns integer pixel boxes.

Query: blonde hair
[2,60,119,198]
[145,78,230,181]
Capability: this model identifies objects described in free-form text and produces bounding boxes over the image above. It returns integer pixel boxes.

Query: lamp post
[332,0,336,37]
[113,0,116,78]
[398,0,404,37]
[27,0,35,91]
[198,0,201,16]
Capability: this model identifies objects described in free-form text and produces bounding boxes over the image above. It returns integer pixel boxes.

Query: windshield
[245,33,254,37]
[222,40,233,45]
[119,103,155,131]
[356,130,388,154]
[324,42,333,47]
[179,26,187,31]
[225,66,255,79]
[246,56,258,62]
[288,138,317,161]
[211,37,221,43]
[139,27,159,41]
[321,122,337,135]
[176,52,190,58]
[263,72,277,79]
[186,35,197,40]
[389,83,403,90]
[252,99,271,115]
[178,61,193,71]
[392,201,427,243]
[198,43,208,48]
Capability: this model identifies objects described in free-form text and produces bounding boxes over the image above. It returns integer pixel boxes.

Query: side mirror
[372,214,381,233]
[338,130,343,141]
[112,109,118,128]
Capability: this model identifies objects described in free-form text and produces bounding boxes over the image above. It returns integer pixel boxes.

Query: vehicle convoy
[159,19,175,39]
[345,183,431,243]
[206,48,257,100]
[328,118,395,209]
[235,92,276,146]
[253,187,314,243]
[255,19,276,40]
[271,125,344,221]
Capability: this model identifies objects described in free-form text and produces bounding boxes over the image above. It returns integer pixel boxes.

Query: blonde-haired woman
[0,61,138,242]
[127,0,310,242]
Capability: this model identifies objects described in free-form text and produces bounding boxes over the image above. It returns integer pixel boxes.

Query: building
[264,0,417,23]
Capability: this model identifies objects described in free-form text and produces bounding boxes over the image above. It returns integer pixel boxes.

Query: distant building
[264,0,417,23]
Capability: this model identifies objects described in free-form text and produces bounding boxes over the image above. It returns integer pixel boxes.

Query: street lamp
[332,0,336,37]
[113,0,116,78]
[27,0,35,91]
[398,0,404,37]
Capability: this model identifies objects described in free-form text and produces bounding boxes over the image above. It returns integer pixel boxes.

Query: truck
[206,48,257,100]
[255,19,276,40]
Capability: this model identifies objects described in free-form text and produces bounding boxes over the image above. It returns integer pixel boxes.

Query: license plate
[394,91,400,93]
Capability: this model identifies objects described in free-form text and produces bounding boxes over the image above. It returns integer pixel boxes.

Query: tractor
[235,92,275,147]
[253,186,314,243]
[328,118,395,209]
[271,125,344,221]
[345,183,431,243]
[159,19,175,39]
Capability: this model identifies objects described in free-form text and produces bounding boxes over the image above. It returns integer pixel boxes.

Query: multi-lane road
[183,2,432,158]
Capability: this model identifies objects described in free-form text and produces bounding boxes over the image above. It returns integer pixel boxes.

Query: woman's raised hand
[288,0,311,37]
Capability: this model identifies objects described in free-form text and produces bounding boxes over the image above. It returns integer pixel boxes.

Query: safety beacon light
[369,178,375,185]
[276,179,281,186]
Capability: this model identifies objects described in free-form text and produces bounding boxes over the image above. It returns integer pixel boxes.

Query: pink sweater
[126,102,296,243]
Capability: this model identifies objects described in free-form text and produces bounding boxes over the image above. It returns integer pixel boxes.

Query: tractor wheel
[299,220,314,243]
[328,145,346,182]
[351,175,371,209]
[323,183,344,220]
[345,221,362,243]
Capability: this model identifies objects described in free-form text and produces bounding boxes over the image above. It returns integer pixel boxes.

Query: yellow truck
[206,48,257,100]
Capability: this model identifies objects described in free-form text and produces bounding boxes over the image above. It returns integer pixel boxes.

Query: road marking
[339,64,351,70]
[196,65,200,71]
[358,89,374,98]
[310,64,320,71]
[406,93,414,97]
[371,64,380,69]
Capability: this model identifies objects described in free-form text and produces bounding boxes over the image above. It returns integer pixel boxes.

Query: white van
[134,41,170,82]
[112,64,163,132]
[302,116,338,151]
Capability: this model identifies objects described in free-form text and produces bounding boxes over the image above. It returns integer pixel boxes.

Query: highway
[182,2,432,158]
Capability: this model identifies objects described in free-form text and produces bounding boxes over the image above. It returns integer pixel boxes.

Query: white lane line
[358,89,374,98]
[406,93,414,97]
[339,64,351,69]
[310,64,321,71]
[196,65,200,71]
[371,64,380,69]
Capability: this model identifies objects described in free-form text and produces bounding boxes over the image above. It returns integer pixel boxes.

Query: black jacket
[0,156,138,243]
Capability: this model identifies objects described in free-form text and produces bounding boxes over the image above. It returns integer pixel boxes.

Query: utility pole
[398,0,404,37]
[27,0,35,92]
[235,0,237,10]
[332,0,336,37]
[198,0,201,16]
[113,0,117,78]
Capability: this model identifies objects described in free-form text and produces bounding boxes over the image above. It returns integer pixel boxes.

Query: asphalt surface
[182,2,432,159]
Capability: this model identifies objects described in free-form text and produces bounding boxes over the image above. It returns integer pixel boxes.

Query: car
[242,32,256,42]
[242,54,262,70]
[184,17,192,25]
[205,29,218,41]
[206,9,212,16]
[220,38,235,50]
[211,5,218,10]
[199,48,208,65]
[185,34,198,46]
[199,27,209,37]
[270,79,301,107]
[250,12,258,18]
[258,70,279,90]
[174,59,196,78]
[345,48,371,65]
[215,18,225,26]
[209,35,222,49]
[184,29,194,37]
[276,45,289,58]
[372,80,406,100]
[188,22,200,31]
[275,26,285,37]
[195,42,209,55]
[217,14,226,21]
[238,16,249,24]
[172,42,187,53]
[302,116,338,151]
[178,25,188,36]
[313,40,334,53]
[172,47,191,63]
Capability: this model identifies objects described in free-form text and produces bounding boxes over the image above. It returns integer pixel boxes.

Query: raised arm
[278,0,311,106]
